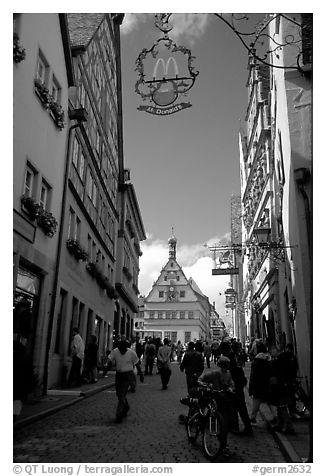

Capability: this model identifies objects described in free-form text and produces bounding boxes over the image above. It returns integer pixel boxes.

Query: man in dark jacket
[228,347,253,435]
[269,345,296,433]
[180,341,204,392]
[276,343,298,416]
[249,342,271,423]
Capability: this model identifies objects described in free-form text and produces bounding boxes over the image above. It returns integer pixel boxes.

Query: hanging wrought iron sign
[135,14,199,116]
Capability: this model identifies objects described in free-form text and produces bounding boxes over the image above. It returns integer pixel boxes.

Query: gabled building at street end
[141,233,211,344]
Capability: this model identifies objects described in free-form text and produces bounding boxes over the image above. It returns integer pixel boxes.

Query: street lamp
[252,226,297,262]
[253,227,271,246]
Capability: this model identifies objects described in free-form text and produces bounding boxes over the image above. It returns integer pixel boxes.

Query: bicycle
[181,382,228,461]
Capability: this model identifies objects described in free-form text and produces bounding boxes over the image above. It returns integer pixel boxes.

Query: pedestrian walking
[170,341,176,362]
[249,338,261,361]
[268,345,295,434]
[198,356,235,455]
[203,341,212,368]
[126,339,138,393]
[276,343,298,417]
[227,344,253,435]
[176,340,184,363]
[83,334,98,384]
[107,338,144,423]
[211,339,219,365]
[194,339,204,357]
[180,341,204,392]
[248,341,271,423]
[13,339,36,421]
[144,338,156,375]
[239,347,248,367]
[157,338,172,389]
[68,328,85,387]
[135,336,143,360]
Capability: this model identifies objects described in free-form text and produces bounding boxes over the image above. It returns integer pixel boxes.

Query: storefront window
[14,266,41,358]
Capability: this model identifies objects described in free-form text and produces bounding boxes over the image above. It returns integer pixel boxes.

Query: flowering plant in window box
[37,209,58,237]
[34,78,52,108]
[86,261,98,278]
[21,195,42,221]
[96,270,107,289]
[49,101,65,130]
[13,33,26,63]
[66,239,88,261]
[104,279,119,299]
[21,195,57,237]
[86,262,105,288]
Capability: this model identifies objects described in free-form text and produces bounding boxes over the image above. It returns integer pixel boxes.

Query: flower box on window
[86,261,98,278]
[21,195,42,221]
[34,78,65,130]
[49,101,65,130]
[13,33,26,63]
[66,239,88,261]
[21,195,57,237]
[104,279,119,299]
[86,262,108,290]
[96,270,107,289]
[37,209,58,237]
[34,78,51,108]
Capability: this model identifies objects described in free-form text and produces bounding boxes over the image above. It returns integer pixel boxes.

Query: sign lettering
[137,102,192,116]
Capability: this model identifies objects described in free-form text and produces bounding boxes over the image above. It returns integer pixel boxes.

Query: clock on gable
[167,285,178,302]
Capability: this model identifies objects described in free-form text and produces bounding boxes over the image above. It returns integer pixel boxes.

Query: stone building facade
[13,13,75,392]
[13,13,146,392]
[239,14,312,391]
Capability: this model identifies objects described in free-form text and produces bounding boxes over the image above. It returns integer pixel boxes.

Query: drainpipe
[42,109,87,395]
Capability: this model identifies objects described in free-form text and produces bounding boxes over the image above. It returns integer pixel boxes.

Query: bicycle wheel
[202,410,226,460]
[186,406,201,443]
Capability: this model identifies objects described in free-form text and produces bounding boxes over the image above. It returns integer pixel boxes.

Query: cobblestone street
[14,362,286,463]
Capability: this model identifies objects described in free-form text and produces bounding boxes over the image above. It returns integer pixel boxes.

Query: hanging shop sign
[135,14,199,116]
[212,268,239,276]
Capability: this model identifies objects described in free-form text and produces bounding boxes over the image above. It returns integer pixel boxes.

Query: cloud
[120,13,211,45]
[138,233,232,320]
[169,13,211,45]
[120,13,147,35]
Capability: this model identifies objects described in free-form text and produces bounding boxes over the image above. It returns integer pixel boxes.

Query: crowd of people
[64,331,301,432]
[14,326,300,432]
